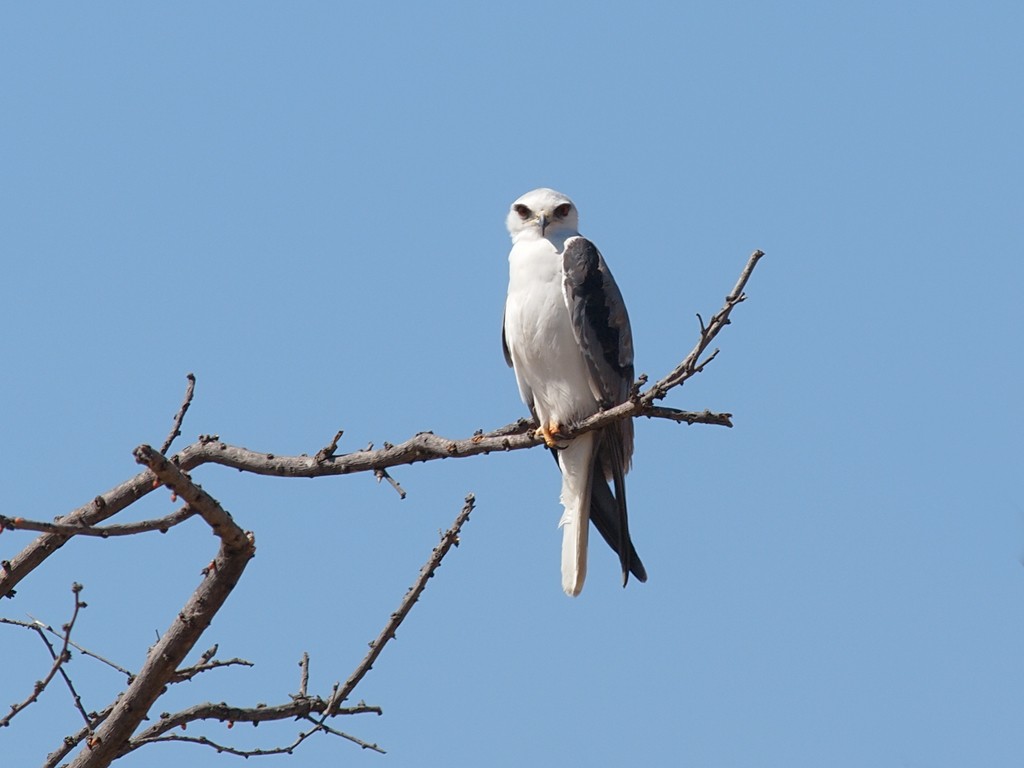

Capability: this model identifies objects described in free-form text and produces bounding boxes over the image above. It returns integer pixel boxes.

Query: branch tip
[160,373,197,455]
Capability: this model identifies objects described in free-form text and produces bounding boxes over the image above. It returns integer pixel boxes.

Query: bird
[501,187,647,596]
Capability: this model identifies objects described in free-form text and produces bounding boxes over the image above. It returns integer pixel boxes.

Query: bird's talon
[539,423,569,449]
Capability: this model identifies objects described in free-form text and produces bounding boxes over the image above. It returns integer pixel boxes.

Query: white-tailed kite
[502,188,647,596]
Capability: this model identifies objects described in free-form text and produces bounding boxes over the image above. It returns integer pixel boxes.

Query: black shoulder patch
[563,238,630,382]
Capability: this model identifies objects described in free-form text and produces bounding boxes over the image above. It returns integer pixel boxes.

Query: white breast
[504,237,598,431]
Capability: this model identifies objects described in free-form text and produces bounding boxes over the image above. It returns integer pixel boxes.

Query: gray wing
[561,236,643,586]
[561,236,635,410]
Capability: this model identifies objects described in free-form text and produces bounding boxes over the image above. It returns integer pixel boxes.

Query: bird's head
[506,188,580,244]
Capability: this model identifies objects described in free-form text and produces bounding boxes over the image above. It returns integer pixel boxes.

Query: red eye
[554,203,572,218]
[513,204,531,219]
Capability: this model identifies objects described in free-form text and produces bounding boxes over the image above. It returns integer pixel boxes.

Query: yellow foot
[538,423,567,449]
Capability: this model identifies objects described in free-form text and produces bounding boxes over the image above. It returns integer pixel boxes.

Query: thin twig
[374,468,407,499]
[130,733,316,759]
[60,633,134,681]
[642,406,733,427]
[1,583,84,727]
[170,658,254,684]
[315,430,345,463]
[299,652,310,698]
[13,614,136,680]
[1,611,96,728]
[123,698,383,757]
[310,714,386,752]
[132,718,386,759]
[642,249,764,401]
[324,493,476,717]
[37,621,93,727]
[160,373,196,455]
[0,507,196,538]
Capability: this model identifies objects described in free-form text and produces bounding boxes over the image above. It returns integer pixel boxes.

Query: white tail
[557,432,596,597]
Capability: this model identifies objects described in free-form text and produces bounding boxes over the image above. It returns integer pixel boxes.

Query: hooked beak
[538,212,549,236]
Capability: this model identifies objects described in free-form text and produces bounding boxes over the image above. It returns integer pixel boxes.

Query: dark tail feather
[549,444,647,585]
[591,453,647,585]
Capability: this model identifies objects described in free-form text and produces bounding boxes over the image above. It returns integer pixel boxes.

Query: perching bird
[501,187,647,596]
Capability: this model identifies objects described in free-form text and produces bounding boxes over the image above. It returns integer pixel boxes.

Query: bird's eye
[554,202,572,219]
[513,204,532,219]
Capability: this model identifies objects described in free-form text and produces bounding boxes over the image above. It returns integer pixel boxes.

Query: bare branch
[124,699,383,757]
[134,699,381,740]
[134,444,250,553]
[324,493,476,717]
[169,658,254,684]
[128,714,385,759]
[29,610,94,728]
[1,583,85,727]
[31,638,376,761]
[160,373,196,455]
[66,451,256,768]
[152,402,729,486]
[2,486,155,600]
[44,705,114,768]
[61,634,134,681]
[9,614,136,681]
[0,507,196,539]
[643,249,765,401]
[311,715,386,753]
[642,407,733,427]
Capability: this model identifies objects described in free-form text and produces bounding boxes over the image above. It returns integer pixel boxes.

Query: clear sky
[2,2,1022,766]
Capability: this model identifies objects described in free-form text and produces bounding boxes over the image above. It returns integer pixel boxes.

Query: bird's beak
[538,213,548,236]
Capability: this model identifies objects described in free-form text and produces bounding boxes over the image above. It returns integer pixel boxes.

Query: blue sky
[2,2,1022,766]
